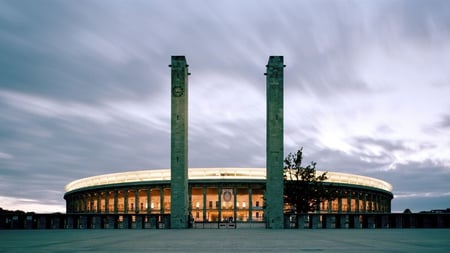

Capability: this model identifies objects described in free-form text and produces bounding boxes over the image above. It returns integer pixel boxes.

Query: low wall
[0,214,170,230]
[284,213,450,229]
[1,213,449,229]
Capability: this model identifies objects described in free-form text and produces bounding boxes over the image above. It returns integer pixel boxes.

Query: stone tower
[170,56,189,229]
[265,56,285,229]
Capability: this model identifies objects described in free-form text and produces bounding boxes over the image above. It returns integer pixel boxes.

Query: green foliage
[283,148,335,214]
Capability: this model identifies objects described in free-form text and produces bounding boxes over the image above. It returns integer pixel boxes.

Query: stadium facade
[64,168,393,223]
[64,56,393,228]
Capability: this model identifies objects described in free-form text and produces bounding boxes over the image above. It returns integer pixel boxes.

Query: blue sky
[1,0,449,213]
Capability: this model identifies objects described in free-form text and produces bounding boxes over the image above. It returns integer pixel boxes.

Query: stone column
[65,196,71,213]
[105,191,109,214]
[188,186,192,215]
[233,187,237,222]
[374,194,379,212]
[363,194,367,213]
[328,198,332,213]
[248,188,253,222]
[147,188,151,214]
[218,186,222,223]
[135,189,139,214]
[85,194,89,213]
[355,192,360,213]
[78,196,82,212]
[89,194,94,213]
[97,193,101,213]
[347,192,352,213]
[202,186,207,222]
[84,194,88,213]
[265,56,285,229]
[170,56,190,229]
[124,190,128,214]
[160,186,164,214]
[114,190,118,214]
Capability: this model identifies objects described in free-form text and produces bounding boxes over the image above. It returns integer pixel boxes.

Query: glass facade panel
[117,191,125,212]
[100,194,105,212]
[65,181,391,219]
[205,188,218,222]
[150,188,160,213]
[191,187,203,222]
[221,210,234,222]
[351,198,356,212]
[108,192,114,212]
[127,190,135,212]
[191,187,203,209]
[163,188,171,213]
[236,188,249,222]
[332,199,338,212]
[252,211,263,221]
[92,195,97,212]
[342,198,348,213]
[252,189,264,222]
[138,189,147,212]
[321,200,328,213]
[252,189,264,209]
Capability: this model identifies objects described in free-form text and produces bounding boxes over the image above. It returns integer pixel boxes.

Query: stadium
[64,167,393,225]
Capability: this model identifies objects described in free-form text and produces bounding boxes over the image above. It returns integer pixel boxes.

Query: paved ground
[1,229,450,253]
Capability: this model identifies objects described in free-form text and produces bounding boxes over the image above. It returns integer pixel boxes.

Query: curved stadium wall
[64,168,393,223]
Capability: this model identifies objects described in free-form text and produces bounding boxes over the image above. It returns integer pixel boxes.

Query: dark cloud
[0,1,172,103]
[372,160,450,210]
[437,114,450,128]
[379,0,450,45]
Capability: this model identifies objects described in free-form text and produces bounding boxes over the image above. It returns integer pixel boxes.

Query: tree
[283,148,335,215]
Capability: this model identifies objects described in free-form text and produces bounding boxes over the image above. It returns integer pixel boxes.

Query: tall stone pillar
[265,56,285,229]
[170,56,190,228]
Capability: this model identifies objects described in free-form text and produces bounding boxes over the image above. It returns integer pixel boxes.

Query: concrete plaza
[1,229,450,253]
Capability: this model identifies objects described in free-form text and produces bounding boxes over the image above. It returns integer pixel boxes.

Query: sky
[1,0,450,213]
